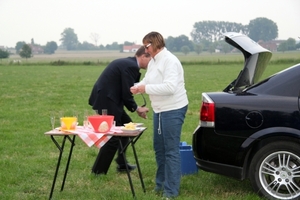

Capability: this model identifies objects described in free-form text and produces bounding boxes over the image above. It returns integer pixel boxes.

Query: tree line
[0,17,299,60]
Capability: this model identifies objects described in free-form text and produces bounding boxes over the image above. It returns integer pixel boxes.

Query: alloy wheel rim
[259,151,300,199]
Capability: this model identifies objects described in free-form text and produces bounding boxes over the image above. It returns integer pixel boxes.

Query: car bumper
[192,125,246,180]
[194,156,244,180]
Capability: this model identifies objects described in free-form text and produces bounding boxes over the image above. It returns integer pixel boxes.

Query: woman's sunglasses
[144,43,151,49]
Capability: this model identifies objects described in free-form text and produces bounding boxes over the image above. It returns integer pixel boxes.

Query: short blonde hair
[142,31,165,52]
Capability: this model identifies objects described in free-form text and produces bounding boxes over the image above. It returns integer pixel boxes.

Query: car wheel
[249,141,300,200]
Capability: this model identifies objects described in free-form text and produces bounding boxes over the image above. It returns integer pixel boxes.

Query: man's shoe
[117,163,136,172]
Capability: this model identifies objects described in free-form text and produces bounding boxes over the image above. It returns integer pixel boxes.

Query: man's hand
[136,106,149,119]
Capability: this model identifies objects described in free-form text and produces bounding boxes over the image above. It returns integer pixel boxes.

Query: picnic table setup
[45,115,146,200]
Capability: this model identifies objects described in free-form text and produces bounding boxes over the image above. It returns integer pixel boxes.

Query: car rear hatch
[223,32,272,92]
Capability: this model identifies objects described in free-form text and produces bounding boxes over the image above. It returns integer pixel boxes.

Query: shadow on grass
[179,170,264,200]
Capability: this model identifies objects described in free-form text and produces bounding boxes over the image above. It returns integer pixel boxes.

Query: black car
[192,32,300,200]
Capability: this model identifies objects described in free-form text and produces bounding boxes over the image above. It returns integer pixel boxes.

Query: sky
[0,0,299,48]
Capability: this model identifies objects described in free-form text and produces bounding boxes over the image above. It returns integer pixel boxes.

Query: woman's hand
[130,84,146,94]
[130,85,138,94]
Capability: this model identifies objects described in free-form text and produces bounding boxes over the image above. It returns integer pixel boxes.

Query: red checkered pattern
[67,126,122,148]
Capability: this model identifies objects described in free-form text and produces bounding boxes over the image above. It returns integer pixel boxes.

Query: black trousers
[91,110,132,174]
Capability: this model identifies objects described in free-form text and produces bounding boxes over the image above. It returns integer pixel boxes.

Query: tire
[249,141,300,200]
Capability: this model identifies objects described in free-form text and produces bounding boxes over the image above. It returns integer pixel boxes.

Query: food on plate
[123,122,137,130]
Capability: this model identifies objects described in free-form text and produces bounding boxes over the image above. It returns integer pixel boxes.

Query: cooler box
[180,141,198,175]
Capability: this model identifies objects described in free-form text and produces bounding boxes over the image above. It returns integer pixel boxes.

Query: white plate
[121,128,140,134]
[134,123,143,127]
[124,123,144,127]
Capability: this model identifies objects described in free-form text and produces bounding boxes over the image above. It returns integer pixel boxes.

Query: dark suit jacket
[88,57,141,124]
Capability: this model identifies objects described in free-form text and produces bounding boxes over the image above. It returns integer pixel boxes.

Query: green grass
[0,51,299,199]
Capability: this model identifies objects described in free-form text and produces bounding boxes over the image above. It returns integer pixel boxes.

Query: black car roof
[246,63,300,97]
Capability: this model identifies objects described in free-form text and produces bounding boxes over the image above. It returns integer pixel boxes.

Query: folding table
[44,126,146,199]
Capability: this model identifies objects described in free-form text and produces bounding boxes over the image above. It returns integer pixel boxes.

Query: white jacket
[139,48,188,113]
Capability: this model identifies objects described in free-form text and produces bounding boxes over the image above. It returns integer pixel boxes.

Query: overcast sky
[0,0,299,47]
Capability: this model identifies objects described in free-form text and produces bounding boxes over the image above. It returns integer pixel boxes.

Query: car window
[245,64,300,97]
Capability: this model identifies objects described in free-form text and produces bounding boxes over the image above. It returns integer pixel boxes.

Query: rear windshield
[245,64,300,97]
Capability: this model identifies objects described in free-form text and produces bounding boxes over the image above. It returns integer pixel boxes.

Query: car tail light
[200,93,215,127]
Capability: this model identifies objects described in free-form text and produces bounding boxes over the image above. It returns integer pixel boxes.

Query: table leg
[48,135,76,200]
[61,135,76,191]
[131,132,146,193]
[131,142,146,192]
[118,137,136,198]
[49,135,67,200]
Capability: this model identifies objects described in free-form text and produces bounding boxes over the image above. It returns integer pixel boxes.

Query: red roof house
[123,44,142,52]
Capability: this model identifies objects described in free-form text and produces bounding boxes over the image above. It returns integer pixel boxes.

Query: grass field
[0,51,299,200]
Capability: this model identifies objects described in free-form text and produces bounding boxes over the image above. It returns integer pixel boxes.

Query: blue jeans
[153,105,188,198]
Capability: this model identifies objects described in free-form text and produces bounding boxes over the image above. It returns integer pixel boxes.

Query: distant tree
[105,44,112,50]
[118,44,123,52]
[194,44,203,55]
[191,21,248,43]
[207,42,219,54]
[176,35,194,51]
[105,42,119,50]
[248,17,278,41]
[31,38,34,45]
[77,41,97,50]
[277,41,288,52]
[221,41,231,54]
[165,36,176,51]
[172,47,178,52]
[181,46,190,55]
[60,28,79,50]
[99,44,105,50]
[296,41,300,50]
[124,41,134,46]
[208,44,215,54]
[0,49,10,60]
[15,41,26,53]
[198,39,212,52]
[214,40,231,54]
[44,41,58,54]
[19,44,32,59]
[278,38,297,52]
[90,33,100,46]
[165,35,193,52]
[285,38,297,50]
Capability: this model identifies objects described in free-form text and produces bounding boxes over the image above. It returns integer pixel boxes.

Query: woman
[131,31,188,198]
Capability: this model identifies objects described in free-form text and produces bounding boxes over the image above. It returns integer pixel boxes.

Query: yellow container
[60,117,77,131]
